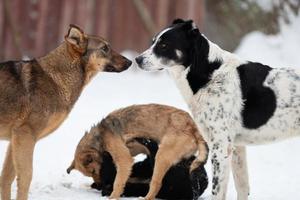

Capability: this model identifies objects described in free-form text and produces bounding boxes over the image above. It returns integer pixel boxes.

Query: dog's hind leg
[11,126,36,200]
[232,146,249,200]
[143,134,194,200]
[1,143,16,200]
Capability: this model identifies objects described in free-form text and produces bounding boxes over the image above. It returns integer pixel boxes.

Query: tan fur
[38,112,68,139]
[68,104,208,200]
[0,24,131,200]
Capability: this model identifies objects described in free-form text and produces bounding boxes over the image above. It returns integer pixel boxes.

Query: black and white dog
[135,19,300,200]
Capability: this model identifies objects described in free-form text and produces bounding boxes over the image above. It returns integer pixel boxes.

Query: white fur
[139,27,179,71]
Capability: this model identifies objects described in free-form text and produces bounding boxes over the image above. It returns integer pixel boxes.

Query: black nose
[125,59,132,68]
[135,56,143,65]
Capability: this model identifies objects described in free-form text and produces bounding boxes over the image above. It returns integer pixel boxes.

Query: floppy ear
[172,18,185,25]
[67,160,75,174]
[65,24,87,53]
[187,32,220,94]
[189,27,200,38]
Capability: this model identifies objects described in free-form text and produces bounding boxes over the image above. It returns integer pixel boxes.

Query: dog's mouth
[137,65,163,72]
[104,64,118,72]
[104,61,131,72]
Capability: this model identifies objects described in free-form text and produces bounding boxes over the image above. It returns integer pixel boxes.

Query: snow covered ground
[1,14,300,200]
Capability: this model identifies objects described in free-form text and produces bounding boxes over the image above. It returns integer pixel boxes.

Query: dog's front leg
[11,125,36,200]
[232,146,249,200]
[211,141,231,200]
[105,135,133,199]
[1,143,16,200]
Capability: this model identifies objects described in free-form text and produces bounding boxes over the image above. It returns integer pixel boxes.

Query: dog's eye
[159,43,167,49]
[84,156,93,166]
[101,45,109,53]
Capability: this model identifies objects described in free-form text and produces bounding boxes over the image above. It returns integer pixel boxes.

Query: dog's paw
[139,197,154,200]
[101,186,113,196]
[108,196,119,200]
[91,182,102,190]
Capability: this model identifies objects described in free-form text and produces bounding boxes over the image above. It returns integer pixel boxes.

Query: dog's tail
[190,133,209,173]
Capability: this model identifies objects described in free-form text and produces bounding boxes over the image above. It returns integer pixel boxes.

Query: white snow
[1,14,300,200]
[235,13,300,68]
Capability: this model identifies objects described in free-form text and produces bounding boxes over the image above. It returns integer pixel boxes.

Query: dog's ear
[172,18,185,25]
[189,26,200,38]
[67,160,75,174]
[65,24,87,53]
[180,20,198,32]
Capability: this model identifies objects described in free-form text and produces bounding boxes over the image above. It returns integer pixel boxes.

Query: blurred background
[1,1,300,200]
[0,0,299,60]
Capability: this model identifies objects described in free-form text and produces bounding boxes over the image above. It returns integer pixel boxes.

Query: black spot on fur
[237,62,276,129]
[186,34,222,94]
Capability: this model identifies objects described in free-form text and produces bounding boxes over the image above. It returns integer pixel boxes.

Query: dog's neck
[37,42,86,106]
[167,65,194,104]
[167,40,232,103]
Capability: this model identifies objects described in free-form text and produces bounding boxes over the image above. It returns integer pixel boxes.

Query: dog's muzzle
[135,56,144,68]
[124,59,132,69]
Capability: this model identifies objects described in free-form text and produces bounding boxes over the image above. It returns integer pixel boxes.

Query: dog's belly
[37,111,68,139]
[234,127,299,145]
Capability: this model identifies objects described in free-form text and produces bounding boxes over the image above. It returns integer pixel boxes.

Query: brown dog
[67,104,208,200]
[0,24,131,200]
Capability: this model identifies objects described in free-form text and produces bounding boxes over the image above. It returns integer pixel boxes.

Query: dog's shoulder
[0,59,44,83]
[237,62,272,84]
[0,60,23,80]
[0,60,35,80]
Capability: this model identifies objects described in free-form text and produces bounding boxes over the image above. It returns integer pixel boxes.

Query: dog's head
[135,19,206,71]
[65,24,132,78]
[67,126,104,182]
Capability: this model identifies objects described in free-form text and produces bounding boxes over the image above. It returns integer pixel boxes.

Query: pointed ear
[65,24,87,53]
[67,160,75,174]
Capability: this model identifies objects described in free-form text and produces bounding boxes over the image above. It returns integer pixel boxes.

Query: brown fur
[68,104,208,200]
[0,24,132,200]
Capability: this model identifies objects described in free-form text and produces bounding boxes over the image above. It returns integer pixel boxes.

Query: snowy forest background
[1,0,300,199]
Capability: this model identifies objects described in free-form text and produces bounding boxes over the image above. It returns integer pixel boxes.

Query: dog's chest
[189,71,243,141]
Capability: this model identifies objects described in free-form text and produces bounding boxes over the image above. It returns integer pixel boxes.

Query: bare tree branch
[3,0,23,58]
[132,0,157,36]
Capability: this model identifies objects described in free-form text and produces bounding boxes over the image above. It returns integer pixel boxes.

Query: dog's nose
[126,59,132,68]
[135,56,143,65]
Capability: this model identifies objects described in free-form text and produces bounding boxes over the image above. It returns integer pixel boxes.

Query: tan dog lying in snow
[68,104,208,200]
